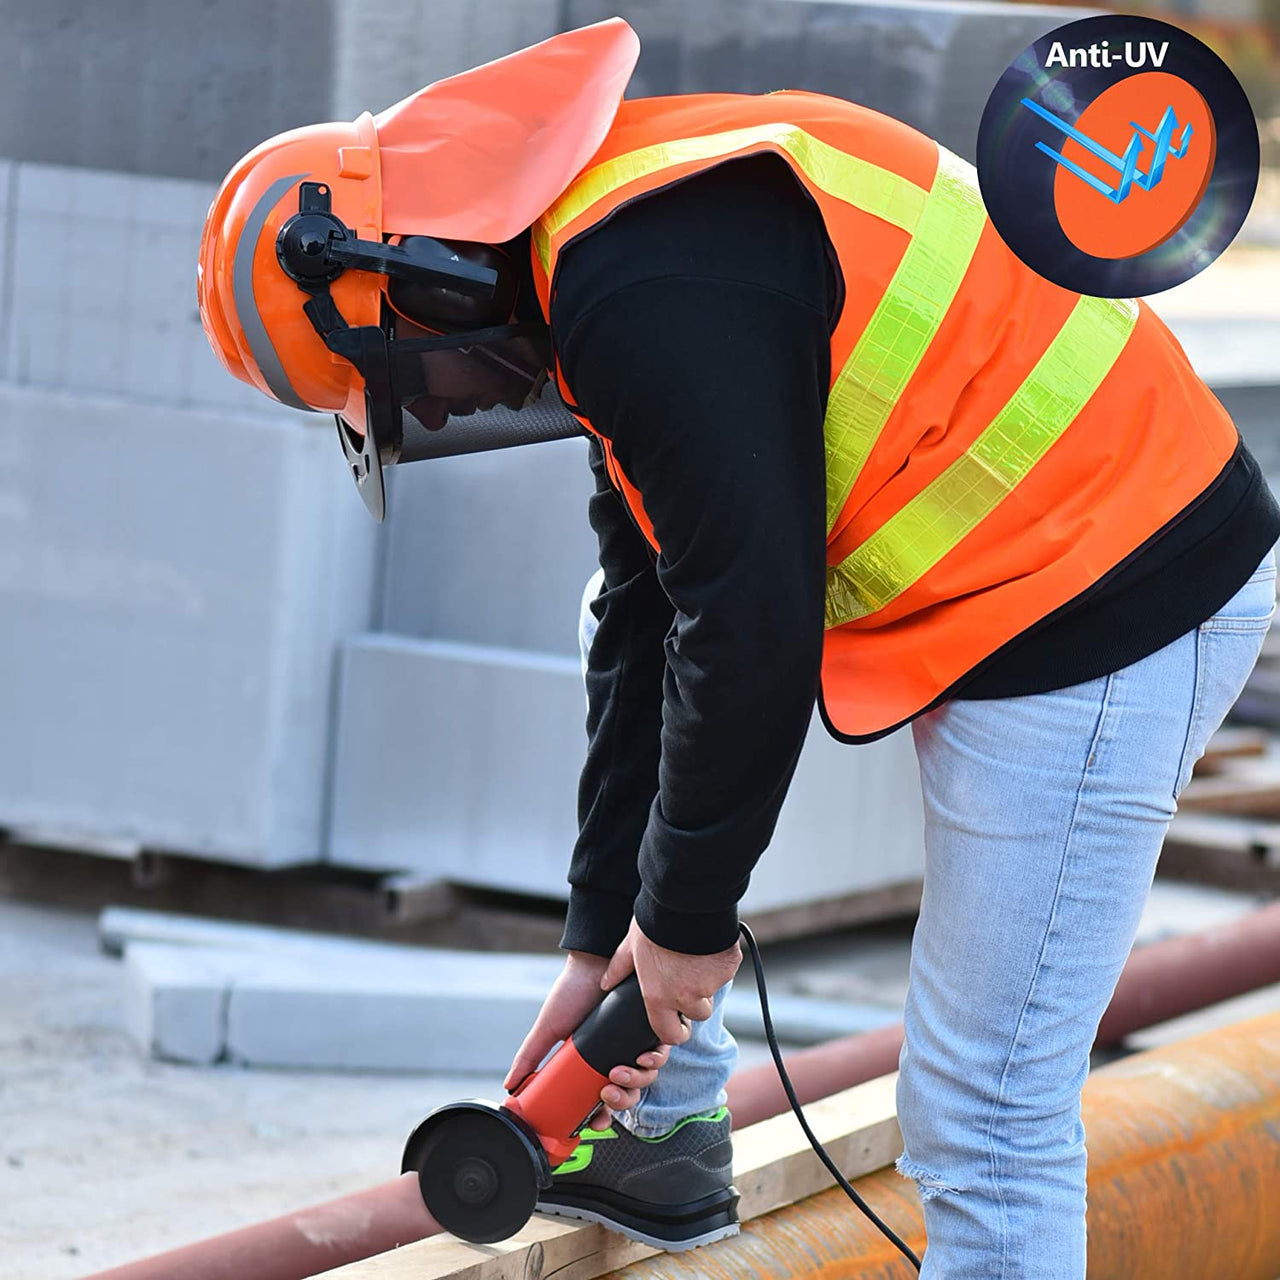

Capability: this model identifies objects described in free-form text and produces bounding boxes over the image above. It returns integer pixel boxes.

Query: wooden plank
[743,879,921,945]
[1192,727,1270,777]
[1178,768,1280,818]
[314,1074,903,1279]
[1160,811,1280,892]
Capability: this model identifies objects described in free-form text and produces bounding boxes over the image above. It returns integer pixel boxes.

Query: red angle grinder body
[402,974,659,1243]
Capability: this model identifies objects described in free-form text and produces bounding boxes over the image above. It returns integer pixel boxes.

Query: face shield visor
[276,181,581,521]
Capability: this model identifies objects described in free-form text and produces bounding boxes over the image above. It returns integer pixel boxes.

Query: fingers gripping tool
[401,974,659,1243]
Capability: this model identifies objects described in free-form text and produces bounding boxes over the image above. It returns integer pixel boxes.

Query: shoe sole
[535,1201,741,1252]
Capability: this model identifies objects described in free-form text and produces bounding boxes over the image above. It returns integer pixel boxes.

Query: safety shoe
[536,1106,739,1251]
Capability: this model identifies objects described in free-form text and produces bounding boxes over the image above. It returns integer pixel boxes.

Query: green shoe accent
[635,1106,729,1143]
[551,1125,618,1175]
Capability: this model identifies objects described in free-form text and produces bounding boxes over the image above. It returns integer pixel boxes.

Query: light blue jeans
[578,548,1276,1275]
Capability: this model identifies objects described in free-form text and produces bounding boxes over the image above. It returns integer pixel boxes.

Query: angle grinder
[401,973,660,1244]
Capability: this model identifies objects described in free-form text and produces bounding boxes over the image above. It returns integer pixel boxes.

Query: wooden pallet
[0,834,921,955]
[1163,725,1280,890]
[314,1074,902,1279]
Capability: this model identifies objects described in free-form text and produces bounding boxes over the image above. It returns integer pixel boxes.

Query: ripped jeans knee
[895,1151,967,1202]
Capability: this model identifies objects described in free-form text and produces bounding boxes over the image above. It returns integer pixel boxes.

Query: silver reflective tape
[232,172,313,411]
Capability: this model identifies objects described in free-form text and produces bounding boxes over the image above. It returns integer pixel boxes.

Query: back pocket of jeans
[1200,559,1277,633]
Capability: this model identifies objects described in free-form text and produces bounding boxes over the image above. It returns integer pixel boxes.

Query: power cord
[738,920,923,1272]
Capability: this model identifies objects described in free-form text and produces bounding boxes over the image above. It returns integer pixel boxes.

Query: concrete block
[330,0,560,119]
[329,633,926,910]
[0,0,334,182]
[380,436,597,655]
[98,907,508,964]
[723,985,901,1045]
[121,935,562,1072]
[1159,319,1280,391]
[123,941,237,1065]
[4,163,271,414]
[328,637,587,889]
[0,383,377,866]
[0,159,11,384]
[225,963,553,1073]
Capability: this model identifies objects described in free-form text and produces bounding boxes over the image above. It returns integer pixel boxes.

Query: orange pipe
[606,1011,1280,1279]
[81,1175,435,1280]
[726,1024,905,1129]
[85,903,1280,1279]
[727,899,1280,1129]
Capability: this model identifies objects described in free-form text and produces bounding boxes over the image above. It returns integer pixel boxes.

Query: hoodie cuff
[633,885,740,956]
[560,884,636,958]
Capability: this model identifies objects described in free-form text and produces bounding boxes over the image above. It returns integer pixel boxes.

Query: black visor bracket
[276,182,499,297]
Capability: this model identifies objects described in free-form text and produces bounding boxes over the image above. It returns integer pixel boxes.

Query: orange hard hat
[197,17,638,408]
[197,110,383,422]
[196,18,639,519]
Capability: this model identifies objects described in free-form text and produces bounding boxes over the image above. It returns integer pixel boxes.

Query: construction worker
[198,19,1279,1276]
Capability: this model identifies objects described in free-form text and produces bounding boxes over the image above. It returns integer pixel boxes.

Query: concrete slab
[226,964,553,1073]
[1133,879,1271,948]
[722,985,901,1045]
[100,906,441,959]
[0,382,377,867]
[121,935,563,1072]
[122,941,236,1065]
[5,163,270,414]
[329,634,927,909]
[0,899,494,1280]
[112,909,906,1057]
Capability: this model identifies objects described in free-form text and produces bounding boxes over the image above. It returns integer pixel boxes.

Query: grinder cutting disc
[403,1102,546,1244]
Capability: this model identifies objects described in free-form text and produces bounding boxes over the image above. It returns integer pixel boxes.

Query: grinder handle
[571,972,663,1076]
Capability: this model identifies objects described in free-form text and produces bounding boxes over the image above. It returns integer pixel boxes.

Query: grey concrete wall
[0,162,378,866]
[327,634,926,910]
[329,0,561,121]
[0,161,264,411]
[0,382,378,866]
[0,0,1090,181]
[566,0,1092,161]
[378,439,596,656]
[0,0,334,182]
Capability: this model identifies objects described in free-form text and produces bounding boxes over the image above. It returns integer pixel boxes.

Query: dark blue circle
[976,14,1259,297]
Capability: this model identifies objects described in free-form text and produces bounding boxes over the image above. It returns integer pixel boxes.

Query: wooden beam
[1192,727,1269,776]
[1178,767,1280,818]
[1160,811,1280,892]
[313,1073,902,1280]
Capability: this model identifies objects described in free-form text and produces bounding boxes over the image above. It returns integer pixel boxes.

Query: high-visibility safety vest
[530,90,1239,741]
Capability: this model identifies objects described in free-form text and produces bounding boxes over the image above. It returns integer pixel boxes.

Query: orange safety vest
[530,91,1239,741]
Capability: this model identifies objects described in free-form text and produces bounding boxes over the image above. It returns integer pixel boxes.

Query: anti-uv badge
[977,15,1259,297]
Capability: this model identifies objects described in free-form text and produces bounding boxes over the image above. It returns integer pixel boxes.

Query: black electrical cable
[738,920,923,1272]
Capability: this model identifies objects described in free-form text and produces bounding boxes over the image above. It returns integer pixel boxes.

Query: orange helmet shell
[198,19,641,430]
[198,111,382,419]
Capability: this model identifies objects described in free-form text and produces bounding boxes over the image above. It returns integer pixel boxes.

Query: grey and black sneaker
[536,1106,739,1251]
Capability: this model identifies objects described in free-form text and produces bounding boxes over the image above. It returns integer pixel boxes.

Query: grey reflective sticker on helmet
[233,172,314,411]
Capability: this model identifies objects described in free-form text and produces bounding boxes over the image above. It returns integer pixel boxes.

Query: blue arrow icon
[1020,98,1194,204]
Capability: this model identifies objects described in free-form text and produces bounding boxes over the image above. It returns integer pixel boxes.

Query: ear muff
[386,238,518,331]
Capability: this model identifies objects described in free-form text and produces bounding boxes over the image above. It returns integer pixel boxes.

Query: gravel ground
[0,898,791,1279]
[2,880,1275,1279]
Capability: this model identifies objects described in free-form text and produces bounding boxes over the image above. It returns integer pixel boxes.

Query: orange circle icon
[1054,71,1217,260]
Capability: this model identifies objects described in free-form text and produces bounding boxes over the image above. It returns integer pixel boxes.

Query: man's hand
[601,917,742,1046]
[504,950,672,1130]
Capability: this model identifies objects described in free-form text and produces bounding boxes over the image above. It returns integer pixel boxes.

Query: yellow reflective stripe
[823,148,986,530]
[825,295,1140,628]
[534,121,930,274]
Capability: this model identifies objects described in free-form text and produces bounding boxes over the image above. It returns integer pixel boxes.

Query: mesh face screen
[396,381,584,463]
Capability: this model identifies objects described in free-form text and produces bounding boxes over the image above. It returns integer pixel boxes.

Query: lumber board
[313,1074,902,1279]
[1178,767,1280,818]
[1160,811,1280,892]
[1192,727,1269,776]
[741,878,921,944]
